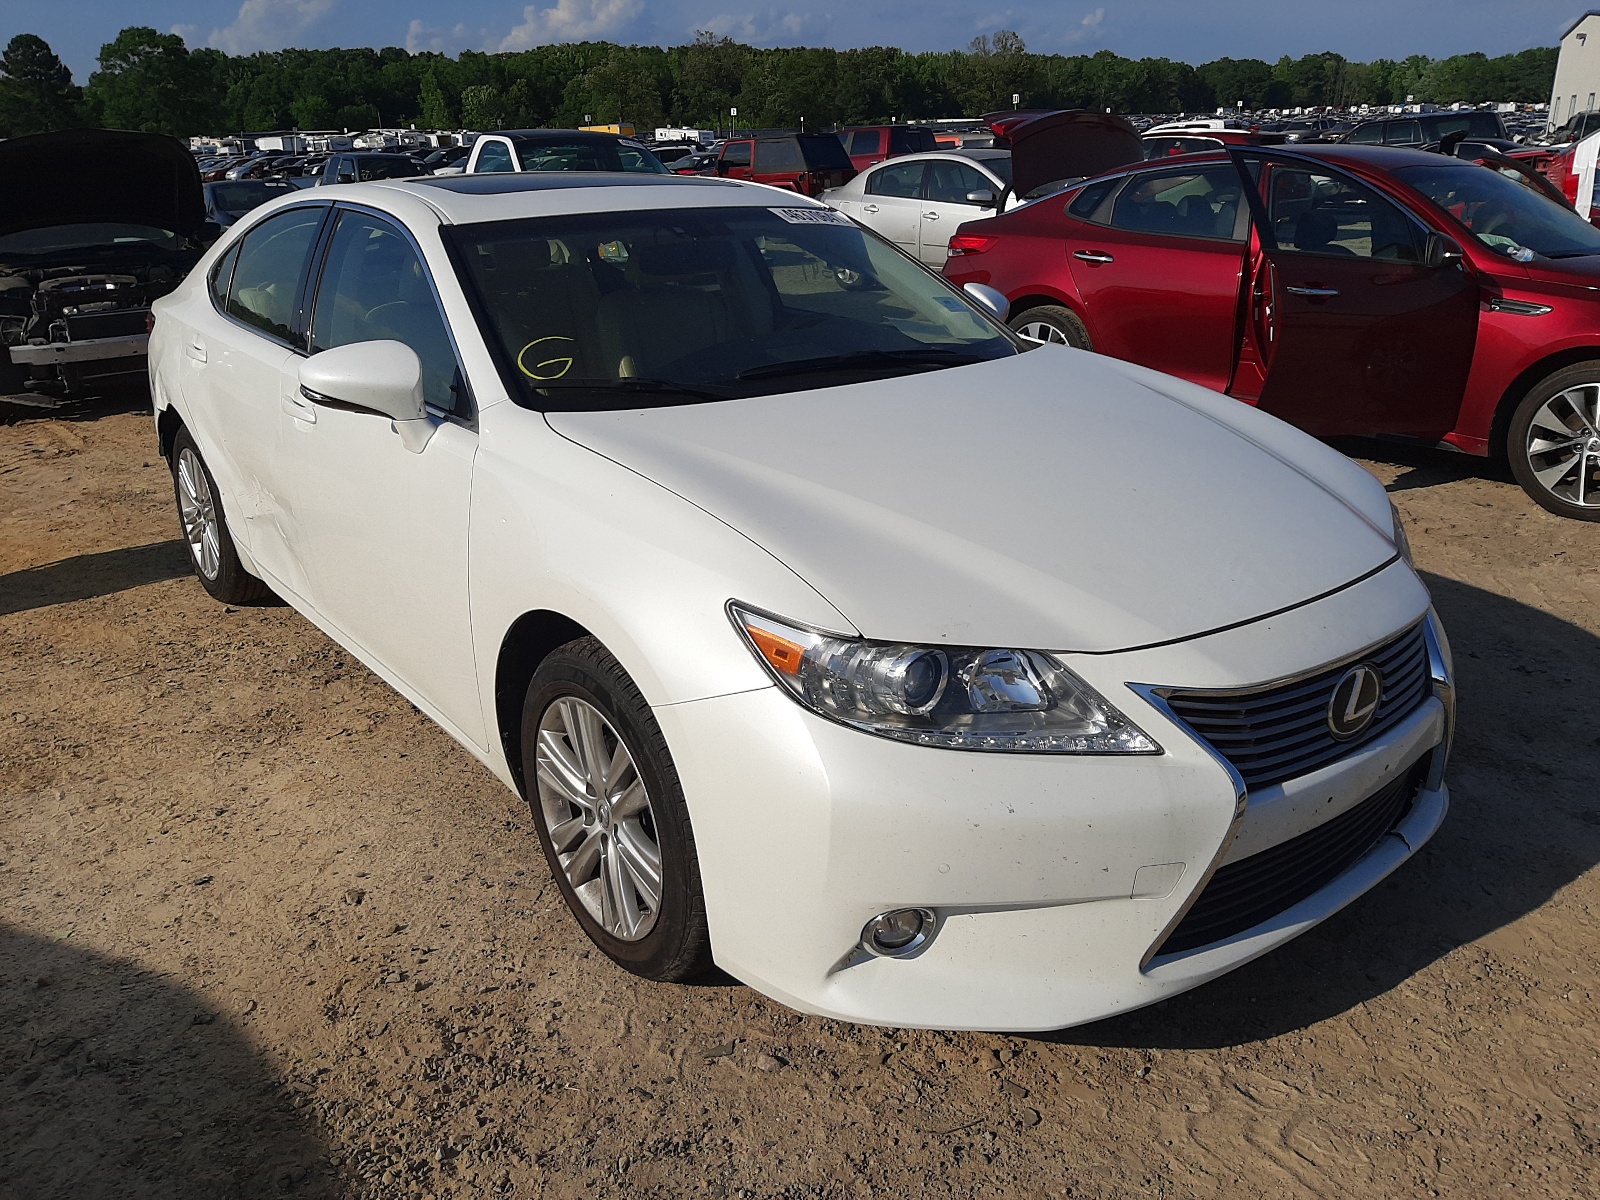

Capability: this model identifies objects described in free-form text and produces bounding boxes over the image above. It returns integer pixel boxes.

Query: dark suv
[715,134,856,197]
[1341,110,1505,148]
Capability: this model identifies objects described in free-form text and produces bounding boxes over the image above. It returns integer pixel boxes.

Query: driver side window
[1267,168,1422,262]
[310,211,464,415]
[867,161,926,199]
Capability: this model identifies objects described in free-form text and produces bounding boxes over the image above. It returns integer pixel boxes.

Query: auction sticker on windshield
[770,208,853,225]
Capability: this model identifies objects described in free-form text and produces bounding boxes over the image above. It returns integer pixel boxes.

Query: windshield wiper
[528,377,735,404]
[736,348,993,382]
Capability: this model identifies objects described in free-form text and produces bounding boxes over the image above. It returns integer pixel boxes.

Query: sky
[0,0,1584,82]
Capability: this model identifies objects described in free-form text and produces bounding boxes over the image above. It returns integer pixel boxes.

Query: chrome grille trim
[1152,622,1431,791]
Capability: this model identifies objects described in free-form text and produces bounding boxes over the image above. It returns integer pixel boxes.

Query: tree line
[0,26,1559,141]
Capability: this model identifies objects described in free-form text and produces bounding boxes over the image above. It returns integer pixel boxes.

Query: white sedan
[824,150,1014,267]
[149,172,1453,1031]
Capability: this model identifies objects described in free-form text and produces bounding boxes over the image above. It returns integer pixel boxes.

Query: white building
[1550,11,1600,129]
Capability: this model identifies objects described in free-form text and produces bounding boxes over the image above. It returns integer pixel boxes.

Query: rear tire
[1506,361,1600,521]
[521,637,713,983]
[169,428,271,603]
[1008,303,1092,350]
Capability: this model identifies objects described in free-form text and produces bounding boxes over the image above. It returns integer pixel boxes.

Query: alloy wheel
[535,696,663,941]
[1016,320,1070,345]
[1525,383,1600,509]
[175,446,222,580]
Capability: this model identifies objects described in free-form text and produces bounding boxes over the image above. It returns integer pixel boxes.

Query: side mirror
[962,282,1009,322]
[298,341,435,452]
[1424,231,1465,269]
[965,189,997,208]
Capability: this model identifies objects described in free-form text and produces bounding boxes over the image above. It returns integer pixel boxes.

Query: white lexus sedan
[148,172,1453,1032]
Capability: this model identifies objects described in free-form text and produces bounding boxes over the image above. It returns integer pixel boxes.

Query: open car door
[1229,148,1479,438]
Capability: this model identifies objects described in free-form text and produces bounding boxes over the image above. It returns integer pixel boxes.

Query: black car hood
[0,129,206,241]
[982,110,1143,198]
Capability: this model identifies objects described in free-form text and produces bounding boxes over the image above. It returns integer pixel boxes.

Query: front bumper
[8,333,149,366]
[655,561,1449,1031]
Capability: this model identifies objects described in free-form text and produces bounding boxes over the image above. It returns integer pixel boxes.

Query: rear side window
[1109,166,1245,240]
[1067,178,1118,220]
[310,211,463,414]
[848,130,884,155]
[209,243,240,309]
[1384,120,1422,145]
[474,140,514,173]
[356,157,421,181]
[867,161,926,198]
[797,135,853,170]
[924,160,992,204]
[755,139,803,171]
[226,207,323,344]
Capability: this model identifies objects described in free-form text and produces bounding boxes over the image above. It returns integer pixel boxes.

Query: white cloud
[498,0,645,50]
[405,18,479,53]
[199,0,337,55]
[699,9,825,45]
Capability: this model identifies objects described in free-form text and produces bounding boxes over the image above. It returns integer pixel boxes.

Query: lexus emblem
[1327,664,1383,740]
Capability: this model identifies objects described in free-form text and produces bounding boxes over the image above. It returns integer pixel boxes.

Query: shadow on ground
[1328,435,1514,494]
[0,924,336,1199]
[1053,571,1600,1050]
[0,542,195,617]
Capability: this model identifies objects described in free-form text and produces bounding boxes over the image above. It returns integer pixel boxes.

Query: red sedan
[943,144,1600,520]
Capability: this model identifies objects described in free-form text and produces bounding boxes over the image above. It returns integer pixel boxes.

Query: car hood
[0,129,206,241]
[545,350,1398,653]
[981,109,1144,198]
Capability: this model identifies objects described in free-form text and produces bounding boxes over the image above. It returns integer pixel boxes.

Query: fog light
[861,908,936,957]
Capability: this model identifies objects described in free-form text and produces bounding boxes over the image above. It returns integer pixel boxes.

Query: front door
[1063,162,1249,392]
[282,207,485,746]
[918,159,1000,267]
[1234,151,1479,438]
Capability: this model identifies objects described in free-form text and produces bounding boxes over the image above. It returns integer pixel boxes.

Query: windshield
[0,223,178,256]
[512,140,668,174]
[448,205,1016,409]
[209,180,296,214]
[1394,162,1600,260]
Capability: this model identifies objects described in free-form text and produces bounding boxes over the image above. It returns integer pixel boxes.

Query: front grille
[1156,756,1427,957]
[1162,623,1430,791]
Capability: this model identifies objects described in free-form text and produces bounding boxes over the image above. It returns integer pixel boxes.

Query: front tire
[1008,303,1092,349]
[520,638,712,982]
[169,428,271,603]
[1507,362,1600,521]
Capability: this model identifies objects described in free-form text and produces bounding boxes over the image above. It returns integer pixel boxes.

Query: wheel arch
[494,609,594,797]
[156,402,185,463]
[1007,291,1085,322]
[1489,347,1600,460]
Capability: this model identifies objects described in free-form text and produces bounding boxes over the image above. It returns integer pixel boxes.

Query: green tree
[82,27,221,135]
[420,68,455,128]
[674,32,746,127]
[459,83,504,130]
[0,33,82,135]
[1196,57,1274,110]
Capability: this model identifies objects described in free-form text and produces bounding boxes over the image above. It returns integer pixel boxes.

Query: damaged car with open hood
[0,129,213,398]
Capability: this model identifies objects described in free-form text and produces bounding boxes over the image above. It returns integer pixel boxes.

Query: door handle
[1073,250,1115,264]
[862,203,879,213]
[184,337,207,363]
[281,389,317,424]
[1285,285,1340,297]
[922,211,940,220]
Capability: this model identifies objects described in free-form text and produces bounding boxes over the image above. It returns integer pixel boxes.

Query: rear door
[1064,162,1249,392]
[857,160,927,256]
[1233,150,1479,437]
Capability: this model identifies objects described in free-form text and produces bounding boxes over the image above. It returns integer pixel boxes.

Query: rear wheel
[1507,362,1600,521]
[1008,303,1092,350]
[169,428,271,602]
[521,637,712,982]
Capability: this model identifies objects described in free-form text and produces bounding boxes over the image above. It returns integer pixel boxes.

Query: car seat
[594,242,736,378]
[1293,209,1354,256]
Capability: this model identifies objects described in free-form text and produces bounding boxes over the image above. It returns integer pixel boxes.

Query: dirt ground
[2,393,1597,1200]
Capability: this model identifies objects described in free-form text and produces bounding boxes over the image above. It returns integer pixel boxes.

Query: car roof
[863,150,1010,167]
[369,172,808,224]
[494,129,642,144]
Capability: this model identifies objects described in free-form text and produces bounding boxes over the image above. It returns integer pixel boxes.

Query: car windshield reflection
[1395,162,1600,260]
[448,206,1016,408]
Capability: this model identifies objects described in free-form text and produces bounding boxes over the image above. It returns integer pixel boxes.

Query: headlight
[729,603,1159,754]
[1389,499,1414,566]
